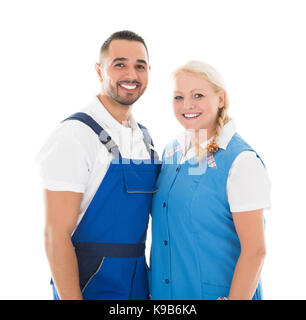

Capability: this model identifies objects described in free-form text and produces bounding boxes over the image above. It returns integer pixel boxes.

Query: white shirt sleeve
[35,127,91,193]
[227,151,271,212]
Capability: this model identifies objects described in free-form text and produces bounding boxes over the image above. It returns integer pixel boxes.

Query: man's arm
[43,190,83,300]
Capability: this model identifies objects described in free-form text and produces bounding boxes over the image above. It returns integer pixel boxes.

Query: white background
[0,0,305,299]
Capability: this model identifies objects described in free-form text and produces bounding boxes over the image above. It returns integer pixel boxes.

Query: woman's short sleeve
[227,151,271,212]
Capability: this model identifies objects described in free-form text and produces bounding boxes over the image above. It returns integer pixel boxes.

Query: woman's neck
[188,127,215,149]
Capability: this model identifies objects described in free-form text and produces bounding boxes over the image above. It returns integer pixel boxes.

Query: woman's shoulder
[226,133,253,151]
[228,133,266,168]
[231,150,266,172]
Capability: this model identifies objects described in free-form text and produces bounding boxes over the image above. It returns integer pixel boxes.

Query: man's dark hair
[99,30,148,63]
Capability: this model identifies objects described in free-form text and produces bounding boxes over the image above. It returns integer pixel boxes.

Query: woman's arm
[44,190,84,300]
[227,209,266,300]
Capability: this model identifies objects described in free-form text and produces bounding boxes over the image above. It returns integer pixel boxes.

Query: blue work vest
[51,112,161,300]
[150,133,264,300]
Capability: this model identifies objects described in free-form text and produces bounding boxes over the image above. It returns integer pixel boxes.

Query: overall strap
[137,123,159,160]
[62,112,121,158]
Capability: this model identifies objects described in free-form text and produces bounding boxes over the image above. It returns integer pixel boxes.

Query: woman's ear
[218,90,226,108]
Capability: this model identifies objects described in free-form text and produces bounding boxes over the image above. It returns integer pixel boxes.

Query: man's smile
[118,82,141,93]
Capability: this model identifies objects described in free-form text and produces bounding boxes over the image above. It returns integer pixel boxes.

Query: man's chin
[115,95,142,106]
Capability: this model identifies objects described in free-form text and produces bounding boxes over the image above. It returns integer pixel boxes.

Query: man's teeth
[120,84,137,90]
[183,113,201,118]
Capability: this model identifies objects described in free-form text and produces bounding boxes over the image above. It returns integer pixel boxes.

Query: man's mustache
[118,80,141,86]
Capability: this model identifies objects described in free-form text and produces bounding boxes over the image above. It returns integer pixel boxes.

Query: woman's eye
[194,93,204,99]
[174,96,183,101]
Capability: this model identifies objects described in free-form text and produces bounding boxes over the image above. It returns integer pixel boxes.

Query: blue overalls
[150,133,264,300]
[51,112,161,300]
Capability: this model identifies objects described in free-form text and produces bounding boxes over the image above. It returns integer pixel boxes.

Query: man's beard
[108,82,145,106]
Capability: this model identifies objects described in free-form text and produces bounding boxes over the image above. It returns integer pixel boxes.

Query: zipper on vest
[81,257,105,293]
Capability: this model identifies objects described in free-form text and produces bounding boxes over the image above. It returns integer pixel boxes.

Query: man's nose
[123,66,138,82]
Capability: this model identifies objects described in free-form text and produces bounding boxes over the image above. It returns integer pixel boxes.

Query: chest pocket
[122,162,160,194]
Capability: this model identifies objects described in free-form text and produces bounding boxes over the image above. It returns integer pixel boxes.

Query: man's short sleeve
[36,133,91,193]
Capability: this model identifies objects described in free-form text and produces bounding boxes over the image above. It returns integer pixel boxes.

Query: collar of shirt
[175,119,236,162]
[84,96,144,139]
[209,118,236,150]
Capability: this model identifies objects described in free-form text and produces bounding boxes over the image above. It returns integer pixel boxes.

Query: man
[37,30,160,300]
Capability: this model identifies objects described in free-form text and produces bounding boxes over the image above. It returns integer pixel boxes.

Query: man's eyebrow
[111,57,148,66]
[112,57,128,64]
[136,59,147,66]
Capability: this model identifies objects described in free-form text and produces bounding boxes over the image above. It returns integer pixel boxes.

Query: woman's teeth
[183,113,201,118]
[119,84,137,90]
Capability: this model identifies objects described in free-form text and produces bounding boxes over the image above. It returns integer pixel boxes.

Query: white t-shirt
[175,119,271,212]
[35,96,151,225]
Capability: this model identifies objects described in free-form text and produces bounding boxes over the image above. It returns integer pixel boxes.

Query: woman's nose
[184,99,196,110]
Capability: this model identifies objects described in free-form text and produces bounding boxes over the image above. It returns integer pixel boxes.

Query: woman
[150,61,271,300]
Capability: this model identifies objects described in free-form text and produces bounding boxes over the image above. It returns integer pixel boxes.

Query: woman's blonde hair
[173,60,230,163]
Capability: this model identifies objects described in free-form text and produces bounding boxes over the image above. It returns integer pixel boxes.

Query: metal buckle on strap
[143,139,152,155]
[99,130,111,144]
[99,130,119,154]
[103,139,117,152]
[143,139,159,160]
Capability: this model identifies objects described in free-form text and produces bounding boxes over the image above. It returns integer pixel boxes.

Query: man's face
[98,40,150,106]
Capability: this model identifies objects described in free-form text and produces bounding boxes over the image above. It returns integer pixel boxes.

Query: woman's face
[173,71,225,137]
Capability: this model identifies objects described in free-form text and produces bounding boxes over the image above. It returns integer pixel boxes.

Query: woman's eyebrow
[191,88,208,93]
[174,88,207,94]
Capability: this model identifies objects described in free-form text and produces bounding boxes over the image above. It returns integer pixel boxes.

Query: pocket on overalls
[81,256,105,293]
[122,163,159,194]
[73,242,105,292]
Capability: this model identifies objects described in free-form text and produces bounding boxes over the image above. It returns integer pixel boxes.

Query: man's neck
[97,93,132,125]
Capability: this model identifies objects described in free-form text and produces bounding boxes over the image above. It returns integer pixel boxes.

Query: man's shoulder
[55,114,98,142]
[40,109,102,159]
[57,95,104,136]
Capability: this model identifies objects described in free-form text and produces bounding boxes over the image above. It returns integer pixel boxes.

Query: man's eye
[194,93,204,99]
[136,65,145,70]
[115,63,125,68]
[174,96,183,101]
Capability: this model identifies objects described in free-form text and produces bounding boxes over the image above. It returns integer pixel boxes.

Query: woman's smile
[182,112,202,119]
